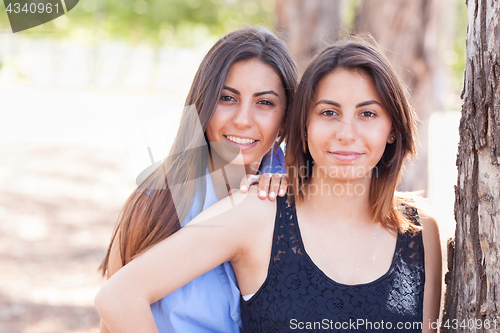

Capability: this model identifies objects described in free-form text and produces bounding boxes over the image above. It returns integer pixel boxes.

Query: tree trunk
[274,0,342,75]
[355,0,453,192]
[442,0,500,332]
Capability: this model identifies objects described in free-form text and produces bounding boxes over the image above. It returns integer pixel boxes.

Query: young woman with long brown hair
[98,27,297,332]
[96,36,442,333]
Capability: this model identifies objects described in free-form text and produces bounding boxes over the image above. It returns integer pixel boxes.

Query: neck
[208,150,262,200]
[300,167,373,225]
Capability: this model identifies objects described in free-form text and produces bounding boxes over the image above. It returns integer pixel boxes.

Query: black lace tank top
[241,196,425,332]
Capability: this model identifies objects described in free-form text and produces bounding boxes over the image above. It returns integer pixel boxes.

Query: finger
[239,176,249,192]
[268,174,283,201]
[257,173,272,199]
[240,174,259,192]
[278,174,288,197]
[228,189,240,195]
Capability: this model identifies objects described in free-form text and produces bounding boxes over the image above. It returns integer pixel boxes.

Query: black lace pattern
[241,196,425,332]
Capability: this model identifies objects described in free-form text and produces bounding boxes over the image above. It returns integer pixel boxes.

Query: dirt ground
[0,144,136,333]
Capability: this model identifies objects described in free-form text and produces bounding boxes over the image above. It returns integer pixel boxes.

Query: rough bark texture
[355,0,452,192]
[274,0,341,74]
[442,0,500,332]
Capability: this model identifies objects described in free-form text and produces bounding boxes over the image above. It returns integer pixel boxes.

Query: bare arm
[420,213,442,333]
[95,190,259,333]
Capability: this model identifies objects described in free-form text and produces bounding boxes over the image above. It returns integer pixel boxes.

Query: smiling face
[306,68,394,182]
[205,59,286,172]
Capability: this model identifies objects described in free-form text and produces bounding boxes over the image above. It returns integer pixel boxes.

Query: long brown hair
[100,27,297,275]
[285,35,420,233]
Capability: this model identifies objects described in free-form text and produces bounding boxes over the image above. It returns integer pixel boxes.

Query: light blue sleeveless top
[150,147,284,332]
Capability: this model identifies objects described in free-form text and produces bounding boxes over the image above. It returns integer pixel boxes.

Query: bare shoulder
[417,209,442,270]
[417,210,440,242]
[398,194,440,242]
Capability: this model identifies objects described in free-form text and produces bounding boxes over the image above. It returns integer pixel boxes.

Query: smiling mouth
[225,135,257,145]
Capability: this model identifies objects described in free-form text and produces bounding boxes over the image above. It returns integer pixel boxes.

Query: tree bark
[355,0,453,192]
[442,0,500,332]
[274,0,342,75]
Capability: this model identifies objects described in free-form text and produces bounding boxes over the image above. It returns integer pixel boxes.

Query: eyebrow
[223,86,279,98]
[315,99,382,108]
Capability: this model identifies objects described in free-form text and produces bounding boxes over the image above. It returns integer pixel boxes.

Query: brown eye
[258,100,275,106]
[321,109,337,117]
[220,95,236,102]
[360,110,376,118]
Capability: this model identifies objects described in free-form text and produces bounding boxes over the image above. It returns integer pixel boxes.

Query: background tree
[274,0,342,74]
[442,0,500,331]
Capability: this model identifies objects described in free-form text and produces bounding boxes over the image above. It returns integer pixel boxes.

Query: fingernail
[279,189,286,196]
[259,190,266,197]
[241,185,247,191]
[269,192,276,199]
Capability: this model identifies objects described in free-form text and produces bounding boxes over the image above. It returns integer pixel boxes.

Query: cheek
[305,128,327,161]
[369,125,392,148]
[205,108,226,142]
[260,109,286,140]
[205,122,217,143]
[364,128,392,163]
[306,119,328,144]
[272,113,286,134]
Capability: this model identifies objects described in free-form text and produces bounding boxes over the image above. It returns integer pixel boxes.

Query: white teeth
[226,136,256,144]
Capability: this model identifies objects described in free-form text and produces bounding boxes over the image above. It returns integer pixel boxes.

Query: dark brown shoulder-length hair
[100,27,297,276]
[285,35,420,234]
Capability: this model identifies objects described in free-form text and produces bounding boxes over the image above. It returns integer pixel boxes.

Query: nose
[232,101,254,129]
[335,118,358,143]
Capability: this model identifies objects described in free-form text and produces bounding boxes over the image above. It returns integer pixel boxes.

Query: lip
[224,135,259,151]
[329,151,363,162]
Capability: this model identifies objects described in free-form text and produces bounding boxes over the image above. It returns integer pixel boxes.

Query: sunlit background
[0,0,467,332]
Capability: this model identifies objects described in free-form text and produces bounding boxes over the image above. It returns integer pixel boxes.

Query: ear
[387,130,396,144]
[279,122,286,138]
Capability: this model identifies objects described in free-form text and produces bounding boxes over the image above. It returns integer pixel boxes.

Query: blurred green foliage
[341,0,362,33]
[451,0,468,91]
[76,0,276,45]
[0,0,275,45]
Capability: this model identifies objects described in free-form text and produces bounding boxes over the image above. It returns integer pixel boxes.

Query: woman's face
[306,68,394,182]
[206,59,286,170]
